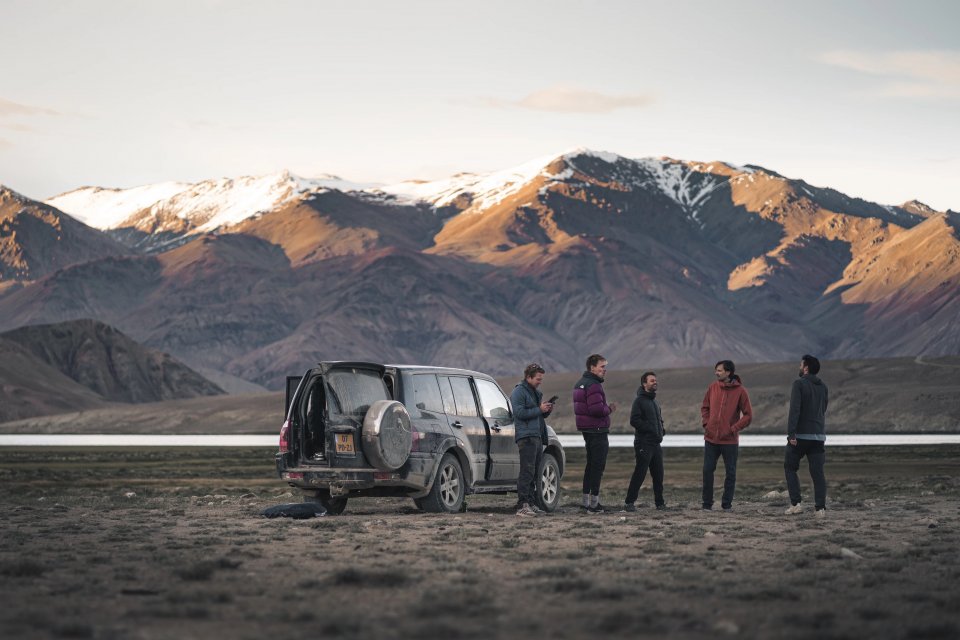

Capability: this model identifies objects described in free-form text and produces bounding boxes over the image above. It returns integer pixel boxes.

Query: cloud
[0,122,34,132]
[0,97,60,118]
[819,50,960,99]
[485,86,654,113]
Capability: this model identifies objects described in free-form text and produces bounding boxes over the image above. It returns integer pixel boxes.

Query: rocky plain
[1,445,958,640]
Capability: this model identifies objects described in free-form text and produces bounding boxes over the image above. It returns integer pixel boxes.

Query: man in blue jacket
[784,354,829,518]
[511,363,554,517]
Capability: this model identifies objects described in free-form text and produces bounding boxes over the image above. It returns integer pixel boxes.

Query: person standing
[623,372,666,511]
[784,355,829,518]
[573,354,618,513]
[511,363,554,517]
[700,360,753,511]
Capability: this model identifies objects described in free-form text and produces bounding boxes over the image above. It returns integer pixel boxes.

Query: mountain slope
[1,319,225,403]
[0,186,129,282]
[0,336,107,423]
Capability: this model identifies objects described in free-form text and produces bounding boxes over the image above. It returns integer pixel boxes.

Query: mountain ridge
[2,149,957,389]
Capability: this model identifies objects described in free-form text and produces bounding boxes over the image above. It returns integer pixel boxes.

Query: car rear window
[325,369,389,419]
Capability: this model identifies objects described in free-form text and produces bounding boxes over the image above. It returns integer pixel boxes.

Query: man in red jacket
[700,360,753,510]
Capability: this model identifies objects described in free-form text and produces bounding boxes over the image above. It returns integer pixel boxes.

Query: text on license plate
[335,433,355,454]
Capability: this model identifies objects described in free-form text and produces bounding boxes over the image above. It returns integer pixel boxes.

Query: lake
[1,434,958,447]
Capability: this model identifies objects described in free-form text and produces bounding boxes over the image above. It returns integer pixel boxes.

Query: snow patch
[46,171,373,231]
[374,151,578,212]
[632,158,721,214]
[48,182,192,229]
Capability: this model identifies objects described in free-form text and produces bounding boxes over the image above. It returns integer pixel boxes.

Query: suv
[276,362,565,514]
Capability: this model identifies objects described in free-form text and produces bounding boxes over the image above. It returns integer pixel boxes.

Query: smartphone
[548,395,559,404]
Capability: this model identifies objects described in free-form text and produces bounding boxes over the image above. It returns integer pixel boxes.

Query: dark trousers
[625,438,664,506]
[517,436,542,506]
[702,442,739,509]
[784,439,826,510]
[581,432,609,496]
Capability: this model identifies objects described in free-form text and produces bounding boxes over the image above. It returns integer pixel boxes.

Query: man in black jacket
[622,372,666,511]
[784,355,829,518]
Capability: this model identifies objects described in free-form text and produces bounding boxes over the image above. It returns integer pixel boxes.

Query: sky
[1,0,958,211]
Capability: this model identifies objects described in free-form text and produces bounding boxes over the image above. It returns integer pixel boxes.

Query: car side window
[408,374,444,418]
[447,376,479,417]
[475,378,512,422]
[438,376,458,416]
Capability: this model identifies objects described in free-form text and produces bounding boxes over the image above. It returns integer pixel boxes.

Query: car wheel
[419,453,465,513]
[537,452,562,513]
[305,489,348,515]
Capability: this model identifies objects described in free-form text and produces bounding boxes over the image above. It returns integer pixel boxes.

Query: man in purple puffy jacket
[573,354,618,512]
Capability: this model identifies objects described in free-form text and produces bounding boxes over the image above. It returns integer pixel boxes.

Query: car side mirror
[490,407,510,421]
[416,402,426,410]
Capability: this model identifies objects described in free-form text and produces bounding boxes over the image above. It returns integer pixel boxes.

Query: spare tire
[362,400,412,471]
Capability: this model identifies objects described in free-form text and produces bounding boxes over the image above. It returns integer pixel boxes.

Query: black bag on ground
[261,502,326,519]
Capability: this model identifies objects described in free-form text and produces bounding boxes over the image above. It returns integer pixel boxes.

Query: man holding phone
[511,363,554,517]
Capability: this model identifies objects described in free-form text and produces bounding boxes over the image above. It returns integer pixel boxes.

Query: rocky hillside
[0,186,128,283]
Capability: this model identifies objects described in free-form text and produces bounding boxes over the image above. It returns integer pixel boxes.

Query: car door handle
[451,421,463,429]
[491,424,502,432]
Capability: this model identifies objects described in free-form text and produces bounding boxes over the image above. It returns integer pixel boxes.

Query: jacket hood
[582,371,604,384]
[718,376,742,389]
[637,388,656,399]
[804,374,824,385]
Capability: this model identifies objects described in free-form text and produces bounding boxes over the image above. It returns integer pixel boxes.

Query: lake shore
[1,446,958,639]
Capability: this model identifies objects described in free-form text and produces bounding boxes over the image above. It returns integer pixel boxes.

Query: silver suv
[276,362,565,514]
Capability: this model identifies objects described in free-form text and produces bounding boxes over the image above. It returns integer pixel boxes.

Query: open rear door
[285,375,303,417]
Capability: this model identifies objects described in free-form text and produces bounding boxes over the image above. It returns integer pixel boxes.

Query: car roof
[388,364,494,379]
[317,361,494,379]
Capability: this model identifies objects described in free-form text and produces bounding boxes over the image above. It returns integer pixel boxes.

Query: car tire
[305,489,348,515]
[361,400,412,471]
[418,453,465,513]
[537,452,562,513]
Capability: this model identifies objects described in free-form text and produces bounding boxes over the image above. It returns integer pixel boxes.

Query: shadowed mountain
[0,335,107,423]
[0,319,224,404]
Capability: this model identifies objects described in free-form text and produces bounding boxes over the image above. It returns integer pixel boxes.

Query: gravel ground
[1,446,958,640]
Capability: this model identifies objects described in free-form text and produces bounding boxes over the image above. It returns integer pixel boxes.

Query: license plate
[335,433,355,454]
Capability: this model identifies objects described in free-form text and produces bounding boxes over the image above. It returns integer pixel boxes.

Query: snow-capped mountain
[372,149,744,217]
[3,148,956,389]
[43,149,933,247]
[47,171,374,236]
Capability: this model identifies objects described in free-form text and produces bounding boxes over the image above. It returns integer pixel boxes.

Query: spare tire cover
[362,400,412,471]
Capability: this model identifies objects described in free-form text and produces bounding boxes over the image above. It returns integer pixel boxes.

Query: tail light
[279,419,291,453]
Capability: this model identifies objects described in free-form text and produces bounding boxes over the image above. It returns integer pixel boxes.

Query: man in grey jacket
[510,363,554,517]
[784,354,829,518]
